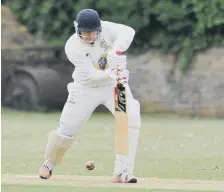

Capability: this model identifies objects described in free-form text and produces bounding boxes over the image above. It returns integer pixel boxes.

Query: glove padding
[108,69,129,85]
[117,69,129,84]
[107,51,127,70]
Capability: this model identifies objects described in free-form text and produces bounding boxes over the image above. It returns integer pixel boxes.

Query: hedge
[3,0,224,71]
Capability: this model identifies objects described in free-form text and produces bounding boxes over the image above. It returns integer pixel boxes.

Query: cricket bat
[114,70,129,155]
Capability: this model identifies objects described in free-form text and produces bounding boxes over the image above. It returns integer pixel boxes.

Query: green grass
[1,108,224,191]
[2,185,221,192]
[2,109,224,179]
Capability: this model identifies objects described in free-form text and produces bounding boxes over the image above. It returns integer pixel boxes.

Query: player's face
[80,31,97,44]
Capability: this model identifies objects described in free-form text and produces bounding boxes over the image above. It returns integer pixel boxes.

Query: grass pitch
[1,108,224,191]
[3,184,222,192]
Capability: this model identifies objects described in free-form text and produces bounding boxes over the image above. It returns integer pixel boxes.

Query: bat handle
[116,68,120,84]
[115,51,122,86]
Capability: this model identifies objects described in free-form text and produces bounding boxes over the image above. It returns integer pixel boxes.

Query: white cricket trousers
[57,81,141,175]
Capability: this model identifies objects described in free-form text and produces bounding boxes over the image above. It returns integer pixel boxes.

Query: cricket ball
[86,161,95,170]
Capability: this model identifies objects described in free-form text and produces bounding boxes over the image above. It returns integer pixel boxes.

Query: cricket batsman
[39,8,141,183]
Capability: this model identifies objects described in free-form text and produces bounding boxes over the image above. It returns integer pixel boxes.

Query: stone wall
[127,48,224,117]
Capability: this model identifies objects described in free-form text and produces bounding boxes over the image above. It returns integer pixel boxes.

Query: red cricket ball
[86,161,95,170]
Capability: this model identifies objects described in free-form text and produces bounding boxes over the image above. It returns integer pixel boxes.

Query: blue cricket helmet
[75,9,102,33]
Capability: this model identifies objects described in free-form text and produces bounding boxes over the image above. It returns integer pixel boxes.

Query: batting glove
[107,51,127,70]
[118,69,129,85]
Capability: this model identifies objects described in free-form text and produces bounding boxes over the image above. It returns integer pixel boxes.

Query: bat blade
[114,84,128,154]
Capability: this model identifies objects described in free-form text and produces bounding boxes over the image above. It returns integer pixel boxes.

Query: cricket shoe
[39,163,52,179]
[112,172,138,183]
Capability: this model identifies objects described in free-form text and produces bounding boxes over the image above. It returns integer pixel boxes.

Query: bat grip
[115,51,122,86]
[116,68,120,85]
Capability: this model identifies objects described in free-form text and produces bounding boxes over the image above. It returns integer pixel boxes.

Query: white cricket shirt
[65,20,135,87]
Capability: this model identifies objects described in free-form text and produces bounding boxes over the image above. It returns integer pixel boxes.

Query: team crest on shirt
[93,52,109,71]
[98,56,107,70]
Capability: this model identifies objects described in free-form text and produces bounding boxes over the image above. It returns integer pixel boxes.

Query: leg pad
[44,130,74,165]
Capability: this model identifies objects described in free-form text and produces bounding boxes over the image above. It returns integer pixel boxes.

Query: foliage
[3,0,224,71]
